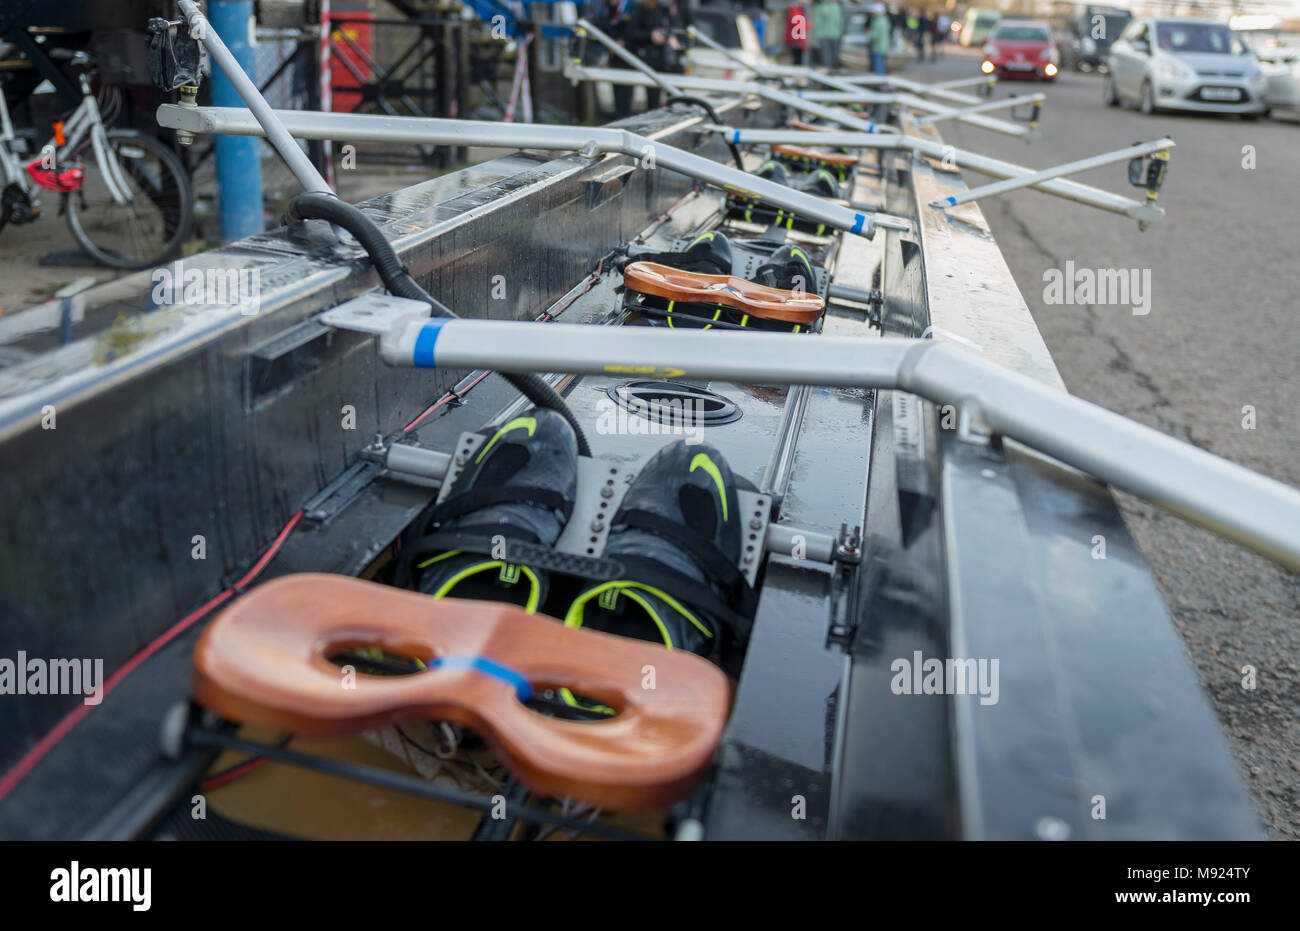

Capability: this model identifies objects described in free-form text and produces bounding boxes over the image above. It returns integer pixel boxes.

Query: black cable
[199,734,293,784]
[666,95,744,168]
[287,192,592,457]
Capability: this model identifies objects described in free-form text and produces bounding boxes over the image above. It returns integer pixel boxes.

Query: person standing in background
[784,2,810,66]
[916,9,931,61]
[665,0,692,76]
[869,3,891,76]
[625,0,680,110]
[934,11,949,59]
[812,0,844,69]
[597,0,634,118]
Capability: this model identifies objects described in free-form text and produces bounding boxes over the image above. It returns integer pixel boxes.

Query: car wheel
[1104,73,1120,107]
[1140,79,1157,114]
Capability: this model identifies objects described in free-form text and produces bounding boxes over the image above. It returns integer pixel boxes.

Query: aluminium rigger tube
[157,105,913,236]
[177,0,331,193]
[374,318,1300,572]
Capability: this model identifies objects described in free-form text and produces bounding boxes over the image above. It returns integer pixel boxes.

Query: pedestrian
[784,1,810,66]
[665,0,691,74]
[812,0,844,69]
[597,0,634,118]
[869,3,891,76]
[625,0,680,110]
[934,12,949,59]
[917,10,932,61]
[909,10,926,61]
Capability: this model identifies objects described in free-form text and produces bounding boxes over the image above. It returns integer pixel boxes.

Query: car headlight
[1039,47,1057,62]
[1157,59,1194,82]
[984,45,999,58]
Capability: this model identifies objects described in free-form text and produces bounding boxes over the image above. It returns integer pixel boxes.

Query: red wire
[200,756,269,791]
[402,369,492,433]
[0,509,305,805]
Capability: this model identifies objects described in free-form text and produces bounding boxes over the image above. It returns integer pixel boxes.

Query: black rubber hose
[288,192,592,456]
[666,95,745,168]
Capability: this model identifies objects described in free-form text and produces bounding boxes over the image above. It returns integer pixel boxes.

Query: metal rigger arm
[684,23,996,106]
[316,308,1300,575]
[713,126,1173,226]
[159,103,910,237]
[159,1,1300,575]
[163,3,912,238]
[573,19,1036,139]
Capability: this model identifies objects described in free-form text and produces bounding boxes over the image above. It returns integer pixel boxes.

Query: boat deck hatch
[605,380,742,427]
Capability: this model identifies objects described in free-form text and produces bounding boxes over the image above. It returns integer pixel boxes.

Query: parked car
[1058,5,1131,73]
[958,8,1002,47]
[1105,18,1269,116]
[981,20,1060,81]
[1239,30,1300,120]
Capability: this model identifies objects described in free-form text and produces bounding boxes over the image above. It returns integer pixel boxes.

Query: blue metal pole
[209,0,264,240]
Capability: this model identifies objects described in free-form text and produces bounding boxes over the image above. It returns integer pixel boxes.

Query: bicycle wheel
[65,129,194,271]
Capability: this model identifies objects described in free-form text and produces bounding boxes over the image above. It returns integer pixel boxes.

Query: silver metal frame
[317,304,1300,574]
[685,25,998,107]
[167,0,1299,573]
[156,104,912,237]
[711,126,1171,225]
[565,60,1040,140]
[934,139,1170,210]
[178,0,332,193]
[573,20,1035,139]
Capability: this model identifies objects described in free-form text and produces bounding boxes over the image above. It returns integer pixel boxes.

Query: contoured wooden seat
[623,261,825,325]
[193,573,730,810]
[771,144,858,168]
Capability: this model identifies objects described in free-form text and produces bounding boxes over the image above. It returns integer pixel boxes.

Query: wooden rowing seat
[193,574,730,810]
[623,261,825,325]
[771,144,857,168]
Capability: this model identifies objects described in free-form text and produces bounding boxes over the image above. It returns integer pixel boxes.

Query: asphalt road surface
[913,45,1299,837]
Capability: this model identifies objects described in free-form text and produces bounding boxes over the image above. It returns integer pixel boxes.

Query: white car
[1104,17,1268,115]
[1243,34,1300,119]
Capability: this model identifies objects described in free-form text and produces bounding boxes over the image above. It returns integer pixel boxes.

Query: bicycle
[0,49,194,270]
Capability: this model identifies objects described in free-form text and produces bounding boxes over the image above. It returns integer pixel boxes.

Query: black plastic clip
[147,17,203,93]
[1128,142,1171,202]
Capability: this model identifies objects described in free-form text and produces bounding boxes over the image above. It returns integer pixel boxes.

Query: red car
[980,19,1060,80]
